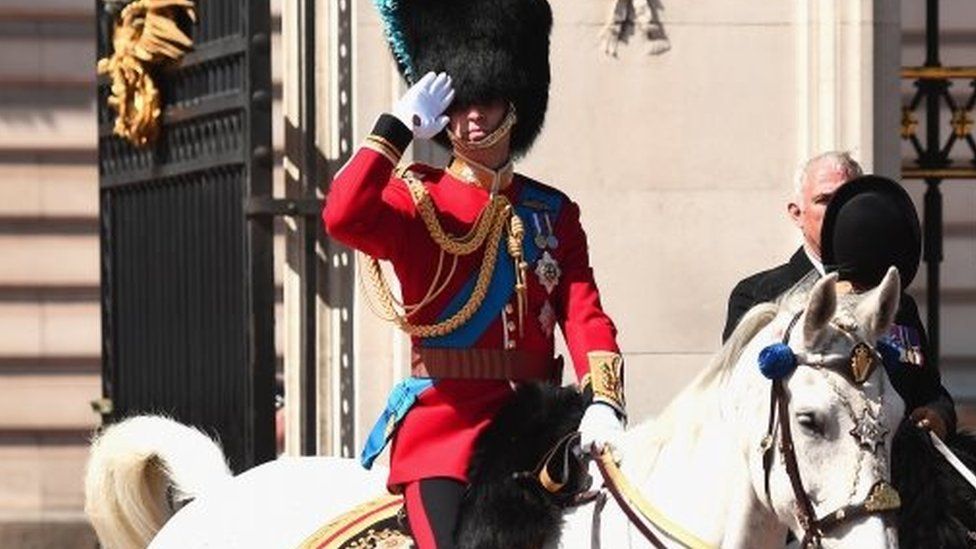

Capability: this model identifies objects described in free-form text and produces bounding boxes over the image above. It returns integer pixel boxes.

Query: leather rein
[760,310,901,548]
[592,447,712,549]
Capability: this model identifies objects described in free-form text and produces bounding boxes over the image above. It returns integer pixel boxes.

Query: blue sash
[422,182,564,348]
[360,377,435,469]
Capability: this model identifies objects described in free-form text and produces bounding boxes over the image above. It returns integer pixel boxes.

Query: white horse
[85,269,906,548]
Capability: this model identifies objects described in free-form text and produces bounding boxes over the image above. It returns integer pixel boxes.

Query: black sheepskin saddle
[892,421,976,549]
[456,383,588,549]
[301,384,585,549]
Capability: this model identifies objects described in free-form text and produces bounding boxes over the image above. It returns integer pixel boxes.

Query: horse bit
[760,310,901,548]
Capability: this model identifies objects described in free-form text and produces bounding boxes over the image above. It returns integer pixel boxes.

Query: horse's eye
[796,411,826,436]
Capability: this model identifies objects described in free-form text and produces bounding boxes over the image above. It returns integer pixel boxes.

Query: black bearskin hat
[821,175,922,288]
[374,0,552,156]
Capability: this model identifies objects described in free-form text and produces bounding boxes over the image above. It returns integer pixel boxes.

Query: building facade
[0,0,973,546]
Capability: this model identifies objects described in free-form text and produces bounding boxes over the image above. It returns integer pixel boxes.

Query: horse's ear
[855,267,901,342]
[803,272,838,348]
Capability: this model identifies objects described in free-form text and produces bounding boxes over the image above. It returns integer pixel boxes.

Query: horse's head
[734,267,905,548]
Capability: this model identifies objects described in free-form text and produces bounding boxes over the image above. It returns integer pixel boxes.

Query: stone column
[280,0,307,457]
[282,0,343,457]
[283,0,406,459]
[794,0,901,175]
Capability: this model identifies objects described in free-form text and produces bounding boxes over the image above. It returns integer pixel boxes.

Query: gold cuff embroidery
[587,351,625,416]
[363,135,402,165]
[366,134,403,157]
[579,372,592,393]
[362,141,399,165]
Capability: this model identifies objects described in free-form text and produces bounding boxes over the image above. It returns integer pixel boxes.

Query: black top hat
[821,175,922,288]
[373,0,552,157]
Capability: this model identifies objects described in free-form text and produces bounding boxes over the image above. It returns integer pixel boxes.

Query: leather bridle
[585,309,903,549]
[760,311,901,548]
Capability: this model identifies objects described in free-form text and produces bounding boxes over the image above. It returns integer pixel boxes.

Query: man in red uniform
[323,1,625,547]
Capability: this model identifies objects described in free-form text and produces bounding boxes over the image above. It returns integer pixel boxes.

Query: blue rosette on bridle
[758,343,797,380]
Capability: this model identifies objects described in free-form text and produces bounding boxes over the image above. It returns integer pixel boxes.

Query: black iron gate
[901,0,976,367]
[97,0,275,472]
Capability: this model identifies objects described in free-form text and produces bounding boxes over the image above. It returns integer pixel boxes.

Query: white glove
[579,402,624,459]
[392,71,455,140]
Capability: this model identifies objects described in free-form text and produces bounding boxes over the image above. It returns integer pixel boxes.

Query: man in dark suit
[723,155,956,439]
[723,151,861,341]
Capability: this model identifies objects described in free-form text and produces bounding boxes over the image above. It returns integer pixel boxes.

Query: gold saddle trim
[298,494,411,549]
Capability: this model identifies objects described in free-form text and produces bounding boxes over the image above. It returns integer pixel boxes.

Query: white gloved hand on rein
[579,402,624,460]
[392,71,455,140]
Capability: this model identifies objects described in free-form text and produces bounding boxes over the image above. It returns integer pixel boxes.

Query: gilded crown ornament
[97,0,197,147]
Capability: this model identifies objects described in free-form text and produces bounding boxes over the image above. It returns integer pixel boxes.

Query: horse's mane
[625,270,866,460]
[625,301,780,475]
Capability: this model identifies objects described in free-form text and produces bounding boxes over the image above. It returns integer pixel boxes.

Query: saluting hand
[393,71,455,140]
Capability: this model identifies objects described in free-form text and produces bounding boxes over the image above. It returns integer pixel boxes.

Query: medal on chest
[883,325,924,367]
[538,300,556,338]
[531,212,559,251]
[535,250,561,294]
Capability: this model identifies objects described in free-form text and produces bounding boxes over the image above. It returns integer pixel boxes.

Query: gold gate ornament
[97,0,197,147]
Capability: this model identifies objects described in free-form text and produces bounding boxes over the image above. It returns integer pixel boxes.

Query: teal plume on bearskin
[372,0,553,156]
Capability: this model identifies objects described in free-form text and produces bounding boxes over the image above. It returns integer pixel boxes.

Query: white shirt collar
[804,245,826,276]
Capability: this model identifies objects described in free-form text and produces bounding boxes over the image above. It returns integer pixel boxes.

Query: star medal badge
[849,407,888,453]
[535,251,561,294]
[538,300,556,337]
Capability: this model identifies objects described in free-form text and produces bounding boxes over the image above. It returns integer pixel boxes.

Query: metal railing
[900,0,976,366]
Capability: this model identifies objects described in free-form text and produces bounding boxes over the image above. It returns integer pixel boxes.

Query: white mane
[623,302,779,481]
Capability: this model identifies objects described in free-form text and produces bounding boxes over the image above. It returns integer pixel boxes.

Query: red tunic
[323,116,619,488]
